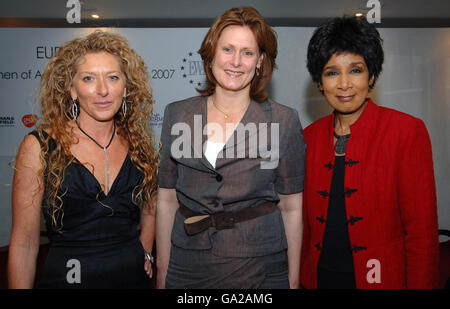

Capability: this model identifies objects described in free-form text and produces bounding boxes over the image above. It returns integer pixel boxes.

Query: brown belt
[179,201,277,236]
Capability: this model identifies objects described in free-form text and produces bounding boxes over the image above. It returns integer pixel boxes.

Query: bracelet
[144,249,154,264]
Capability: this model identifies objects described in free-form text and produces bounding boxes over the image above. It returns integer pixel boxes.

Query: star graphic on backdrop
[181,51,206,87]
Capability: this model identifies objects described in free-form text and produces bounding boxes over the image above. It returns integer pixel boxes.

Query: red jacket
[300,99,439,289]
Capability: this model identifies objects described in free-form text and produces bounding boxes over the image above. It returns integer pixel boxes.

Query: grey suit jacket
[158,96,306,257]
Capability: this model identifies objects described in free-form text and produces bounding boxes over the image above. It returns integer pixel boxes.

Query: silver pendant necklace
[76,121,116,193]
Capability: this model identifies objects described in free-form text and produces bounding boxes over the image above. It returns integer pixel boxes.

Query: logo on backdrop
[22,114,39,128]
[180,51,206,90]
[150,113,163,128]
[0,116,15,127]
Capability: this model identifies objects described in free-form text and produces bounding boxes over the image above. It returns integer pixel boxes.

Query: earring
[255,67,260,77]
[317,83,324,94]
[71,99,79,121]
[122,98,127,118]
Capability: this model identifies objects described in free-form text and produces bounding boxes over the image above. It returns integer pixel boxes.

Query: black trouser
[317,267,356,289]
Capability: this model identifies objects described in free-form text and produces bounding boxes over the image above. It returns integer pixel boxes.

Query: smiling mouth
[337,95,355,102]
[224,70,243,77]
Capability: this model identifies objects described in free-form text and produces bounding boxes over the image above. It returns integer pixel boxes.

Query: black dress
[30,131,152,289]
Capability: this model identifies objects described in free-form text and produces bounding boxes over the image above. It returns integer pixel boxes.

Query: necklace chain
[210,96,250,119]
[76,121,116,194]
[76,121,116,149]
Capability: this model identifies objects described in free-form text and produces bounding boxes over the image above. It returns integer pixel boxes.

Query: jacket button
[351,244,367,253]
[344,187,358,197]
[316,216,326,224]
[346,216,363,226]
[317,190,329,198]
[345,159,359,167]
[216,174,223,182]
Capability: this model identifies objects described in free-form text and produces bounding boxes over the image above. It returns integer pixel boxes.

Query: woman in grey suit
[156,7,306,289]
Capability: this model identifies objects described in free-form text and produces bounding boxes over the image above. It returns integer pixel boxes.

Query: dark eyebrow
[350,62,365,66]
[323,65,337,71]
[323,62,365,71]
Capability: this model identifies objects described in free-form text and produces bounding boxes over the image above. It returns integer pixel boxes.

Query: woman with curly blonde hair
[8,31,159,288]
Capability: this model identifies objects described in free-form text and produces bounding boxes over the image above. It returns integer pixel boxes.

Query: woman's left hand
[144,257,153,278]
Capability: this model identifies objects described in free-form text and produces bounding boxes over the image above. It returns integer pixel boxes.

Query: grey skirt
[165,245,289,289]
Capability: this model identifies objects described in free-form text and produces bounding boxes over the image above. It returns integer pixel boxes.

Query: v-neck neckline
[36,130,130,197]
[204,96,253,153]
[73,153,129,197]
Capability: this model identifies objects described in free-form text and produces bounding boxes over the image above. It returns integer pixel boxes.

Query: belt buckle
[184,214,210,224]
[212,212,235,230]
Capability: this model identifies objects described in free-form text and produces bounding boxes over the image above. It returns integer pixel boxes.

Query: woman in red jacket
[300,16,439,289]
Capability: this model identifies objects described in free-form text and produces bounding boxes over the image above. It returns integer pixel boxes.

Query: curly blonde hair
[35,30,159,230]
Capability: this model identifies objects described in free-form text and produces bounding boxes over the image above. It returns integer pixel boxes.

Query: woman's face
[70,51,126,123]
[211,25,263,95]
[320,52,374,115]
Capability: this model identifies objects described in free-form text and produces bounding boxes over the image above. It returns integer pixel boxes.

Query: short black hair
[307,16,384,88]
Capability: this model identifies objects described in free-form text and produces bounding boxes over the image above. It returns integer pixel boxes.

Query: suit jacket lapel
[216,100,272,168]
[224,100,271,149]
[187,96,215,171]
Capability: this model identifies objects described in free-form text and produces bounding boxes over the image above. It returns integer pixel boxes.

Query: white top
[204,140,225,168]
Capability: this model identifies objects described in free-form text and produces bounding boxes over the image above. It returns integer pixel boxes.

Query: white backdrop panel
[0,27,448,246]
